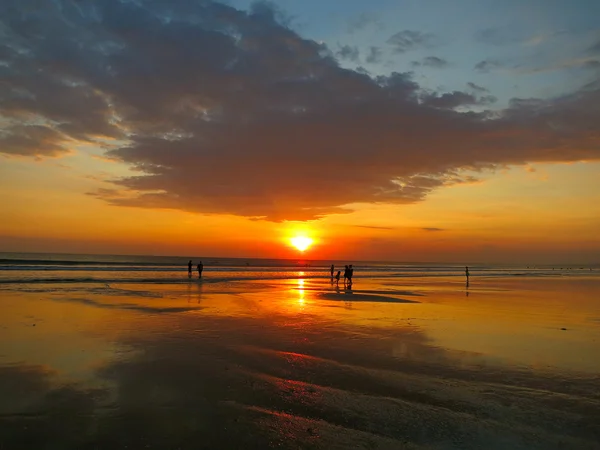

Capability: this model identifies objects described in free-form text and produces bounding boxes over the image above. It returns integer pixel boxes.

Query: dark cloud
[0,0,599,220]
[467,82,489,93]
[0,125,72,158]
[336,44,360,62]
[422,227,444,232]
[387,30,437,53]
[589,39,600,54]
[365,46,383,64]
[411,56,449,68]
[474,60,503,73]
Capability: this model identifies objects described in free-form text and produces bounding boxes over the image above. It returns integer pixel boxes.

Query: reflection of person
[197,261,204,279]
[188,260,193,278]
[335,271,341,286]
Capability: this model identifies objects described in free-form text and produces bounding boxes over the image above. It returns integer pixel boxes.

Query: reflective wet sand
[1,275,599,449]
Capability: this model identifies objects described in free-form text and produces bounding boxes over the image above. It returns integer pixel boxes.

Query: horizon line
[0,250,598,267]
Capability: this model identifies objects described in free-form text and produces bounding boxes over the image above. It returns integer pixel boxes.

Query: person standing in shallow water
[348,264,354,287]
[188,260,193,278]
[335,270,341,286]
[330,264,334,279]
[465,266,470,284]
[197,261,204,279]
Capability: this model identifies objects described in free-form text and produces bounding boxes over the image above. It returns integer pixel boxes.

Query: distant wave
[0,270,592,285]
[0,264,467,274]
[0,265,178,272]
[1,252,596,287]
[0,257,321,268]
[0,258,175,267]
[1,264,587,275]
[1,253,598,273]
[0,274,328,285]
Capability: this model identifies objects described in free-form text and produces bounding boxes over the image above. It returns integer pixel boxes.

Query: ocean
[1,252,596,285]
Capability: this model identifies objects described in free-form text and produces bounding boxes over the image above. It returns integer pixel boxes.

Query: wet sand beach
[1,270,600,449]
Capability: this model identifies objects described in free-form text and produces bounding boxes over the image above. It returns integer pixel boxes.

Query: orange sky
[1,154,599,263]
[1,1,599,264]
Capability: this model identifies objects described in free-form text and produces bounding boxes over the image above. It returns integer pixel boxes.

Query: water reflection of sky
[1,275,600,448]
[2,276,600,373]
[297,278,305,305]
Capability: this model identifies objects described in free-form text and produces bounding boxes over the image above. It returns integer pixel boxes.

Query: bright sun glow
[290,236,313,252]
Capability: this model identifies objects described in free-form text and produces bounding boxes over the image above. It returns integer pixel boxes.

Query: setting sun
[290,236,313,252]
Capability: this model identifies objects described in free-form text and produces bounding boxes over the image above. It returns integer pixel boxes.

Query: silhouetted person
[330,264,334,278]
[348,265,354,286]
[465,266,470,284]
[335,270,341,286]
[188,260,193,278]
[197,261,204,279]
[343,265,349,286]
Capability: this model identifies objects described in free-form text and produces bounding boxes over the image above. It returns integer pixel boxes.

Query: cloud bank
[0,0,599,221]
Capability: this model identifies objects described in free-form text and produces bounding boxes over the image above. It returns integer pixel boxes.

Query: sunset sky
[1,0,599,263]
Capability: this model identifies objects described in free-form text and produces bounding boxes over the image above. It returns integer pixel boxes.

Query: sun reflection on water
[297,278,305,305]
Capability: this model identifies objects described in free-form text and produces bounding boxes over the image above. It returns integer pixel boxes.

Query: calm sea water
[1,252,600,448]
[1,252,596,285]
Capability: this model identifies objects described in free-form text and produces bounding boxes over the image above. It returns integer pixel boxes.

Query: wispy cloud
[347,12,381,33]
[467,82,489,93]
[474,60,503,73]
[518,56,600,74]
[411,56,449,69]
[354,225,397,230]
[387,30,438,53]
